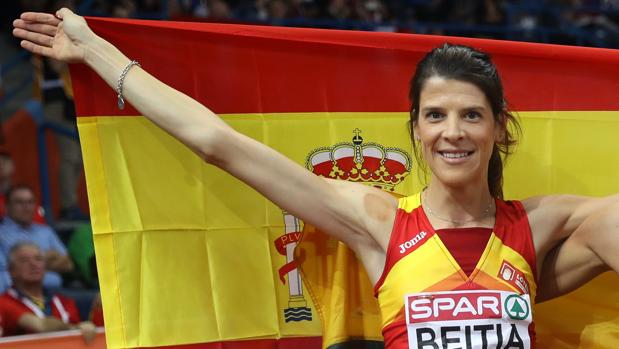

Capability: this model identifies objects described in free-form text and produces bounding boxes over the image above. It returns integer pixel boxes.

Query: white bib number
[404,290,532,349]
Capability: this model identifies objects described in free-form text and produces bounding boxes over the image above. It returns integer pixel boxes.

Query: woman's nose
[442,115,464,141]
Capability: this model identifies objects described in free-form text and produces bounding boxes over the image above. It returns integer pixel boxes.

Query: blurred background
[0,0,618,343]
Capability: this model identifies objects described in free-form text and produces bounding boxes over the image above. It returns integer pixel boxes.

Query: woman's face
[414,77,501,190]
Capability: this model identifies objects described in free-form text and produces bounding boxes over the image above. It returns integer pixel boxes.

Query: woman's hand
[12,8,96,63]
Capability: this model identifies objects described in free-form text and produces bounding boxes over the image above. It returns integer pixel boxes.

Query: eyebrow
[420,105,488,113]
[462,106,488,112]
[419,106,443,114]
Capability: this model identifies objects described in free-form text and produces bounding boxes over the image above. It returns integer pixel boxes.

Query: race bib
[404,290,532,349]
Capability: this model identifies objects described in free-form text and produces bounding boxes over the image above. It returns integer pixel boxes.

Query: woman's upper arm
[211,127,397,250]
[526,195,615,300]
[536,203,617,302]
[523,194,619,245]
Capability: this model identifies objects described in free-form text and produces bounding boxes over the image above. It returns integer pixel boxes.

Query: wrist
[83,35,107,67]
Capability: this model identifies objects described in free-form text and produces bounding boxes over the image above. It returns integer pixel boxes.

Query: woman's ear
[413,127,420,141]
[411,116,420,141]
[494,115,507,143]
[409,110,420,141]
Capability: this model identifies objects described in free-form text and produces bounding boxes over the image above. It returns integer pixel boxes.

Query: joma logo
[399,231,428,254]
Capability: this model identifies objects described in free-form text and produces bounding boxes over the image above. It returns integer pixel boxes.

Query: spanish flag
[71,17,619,349]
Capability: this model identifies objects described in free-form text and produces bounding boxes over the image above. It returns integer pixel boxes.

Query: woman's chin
[432,171,484,190]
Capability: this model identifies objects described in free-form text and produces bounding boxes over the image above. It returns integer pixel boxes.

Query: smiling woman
[374,44,618,348]
[11,8,619,349]
[416,77,501,201]
[409,44,519,201]
[377,45,533,347]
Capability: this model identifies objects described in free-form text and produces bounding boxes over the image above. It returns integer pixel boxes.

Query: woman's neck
[423,181,495,229]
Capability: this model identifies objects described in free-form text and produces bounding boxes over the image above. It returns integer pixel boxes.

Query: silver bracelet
[116,60,141,110]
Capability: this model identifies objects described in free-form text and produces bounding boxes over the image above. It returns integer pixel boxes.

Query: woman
[12,8,618,348]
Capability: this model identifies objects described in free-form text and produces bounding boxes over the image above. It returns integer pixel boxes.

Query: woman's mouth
[437,151,474,161]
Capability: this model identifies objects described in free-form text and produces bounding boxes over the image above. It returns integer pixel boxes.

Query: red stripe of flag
[71,18,619,117]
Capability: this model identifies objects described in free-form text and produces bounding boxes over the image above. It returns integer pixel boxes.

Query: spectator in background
[0,296,77,336]
[327,0,354,20]
[356,0,389,24]
[208,0,232,20]
[268,0,291,20]
[0,242,95,340]
[289,0,321,19]
[0,153,15,216]
[0,153,45,223]
[480,0,505,25]
[169,0,235,21]
[137,0,162,12]
[90,0,137,17]
[111,0,136,17]
[170,0,209,18]
[0,185,74,292]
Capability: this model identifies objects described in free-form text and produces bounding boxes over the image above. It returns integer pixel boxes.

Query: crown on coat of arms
[305,129,412,191]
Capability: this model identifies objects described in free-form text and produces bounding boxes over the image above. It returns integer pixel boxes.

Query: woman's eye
[426,112,443,121]
[464,111,482,120]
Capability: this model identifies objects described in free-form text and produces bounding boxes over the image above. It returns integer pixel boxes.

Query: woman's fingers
[20,12,61,26]
[12,11,71,60]
[55,8,75,20]
[20,40,54,58]
[13,19,57,36]
[12,28,54,48]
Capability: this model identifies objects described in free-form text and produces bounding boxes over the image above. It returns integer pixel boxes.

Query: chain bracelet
[116,60,141,110]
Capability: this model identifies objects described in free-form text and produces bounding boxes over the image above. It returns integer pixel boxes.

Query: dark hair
[409,43,521,199]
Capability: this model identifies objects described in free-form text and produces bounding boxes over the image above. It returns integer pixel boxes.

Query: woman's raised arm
[14,8,228,158]
[12,9,397,276]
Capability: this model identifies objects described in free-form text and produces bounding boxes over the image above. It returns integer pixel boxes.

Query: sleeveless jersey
[374,193,538,349]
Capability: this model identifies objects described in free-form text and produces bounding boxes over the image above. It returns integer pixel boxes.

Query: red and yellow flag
[71,17,619,349]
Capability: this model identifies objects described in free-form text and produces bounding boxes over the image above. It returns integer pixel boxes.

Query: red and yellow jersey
[375,193,538,348]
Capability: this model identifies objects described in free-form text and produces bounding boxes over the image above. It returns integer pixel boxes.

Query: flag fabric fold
[71,17,619,349]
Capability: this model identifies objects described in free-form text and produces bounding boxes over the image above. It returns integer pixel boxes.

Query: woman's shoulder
[520,194,588,217]
[396,192,422,212]
[518,194,595,245]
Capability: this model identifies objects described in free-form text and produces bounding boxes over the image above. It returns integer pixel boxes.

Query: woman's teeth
[440,152,471,158]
